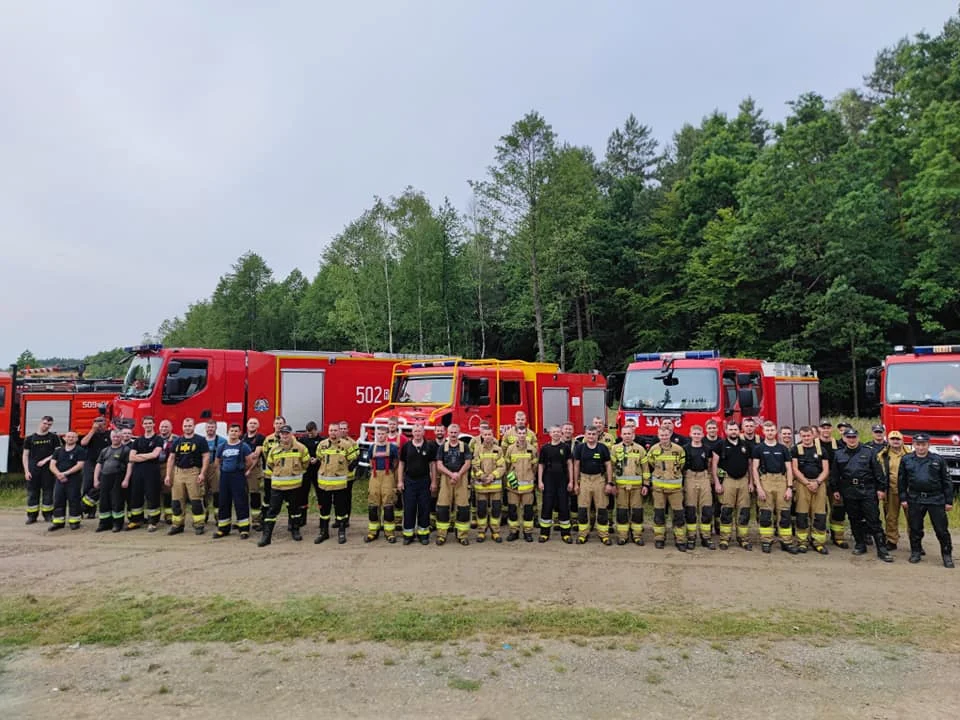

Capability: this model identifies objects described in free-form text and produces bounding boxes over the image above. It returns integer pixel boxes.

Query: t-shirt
[245,432,266,468]
[82,430,111,468]
[97,445,131,476]
[436,439,472,473]
[717,439,751,479]
[399,440,436,480]
[158,434,177,464]
[792,443,826,480]
[132,434,164,465]
[369,443,399,472]
[575,442,610,476]
[24,432,61,467]
[301,435,321,481]
[52,445,86,474]
[171,435,209,469]
[217,441,252,474]
[538,442,570,482]
[753,442,791,475]
[684,444,712,472]
[205,434,226,464]
[703,436,724,459]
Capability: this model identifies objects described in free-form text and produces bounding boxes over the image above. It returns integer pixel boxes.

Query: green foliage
[143,13,960,414]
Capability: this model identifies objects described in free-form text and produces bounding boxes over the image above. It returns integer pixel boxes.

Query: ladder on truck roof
[761,361,817,379]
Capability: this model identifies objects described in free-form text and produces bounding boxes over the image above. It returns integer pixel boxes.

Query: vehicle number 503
[355,386,390,404]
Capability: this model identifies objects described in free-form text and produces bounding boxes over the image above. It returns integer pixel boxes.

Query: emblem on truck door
[254,398,270,412]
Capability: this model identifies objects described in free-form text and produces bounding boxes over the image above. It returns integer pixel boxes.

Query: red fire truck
[866,344,960,488]
[615,350,820,444]
[359,358,607,447]
[110,345,433,437]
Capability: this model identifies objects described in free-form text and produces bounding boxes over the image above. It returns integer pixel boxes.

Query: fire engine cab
[360,358,607,448]
[866,344,960,488]
[616,350,819,445]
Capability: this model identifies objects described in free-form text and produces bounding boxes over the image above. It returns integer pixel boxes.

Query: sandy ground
[1,511,959,719]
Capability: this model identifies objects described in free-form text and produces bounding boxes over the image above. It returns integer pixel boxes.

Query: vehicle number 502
[355,386,389,404]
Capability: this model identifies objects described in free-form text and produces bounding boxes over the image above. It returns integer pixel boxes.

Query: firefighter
[714,420,753,550]
[314,423,352,544]
[128,416,165,532]
[505,431,537,542]
[574,426,613,545]
[366,426,400,543]
[561,421,578,530]
[865,424,887,453]
[683,425,715,550]
[429,424,447,530]
[242,418,266,529]
[790,426,830,554]
[590,415,616,448]
[472,425,505,543]
[22,415,61,524]
[435,423,472,545]
[740,417,760,450]
[703,418,724,534]
[538,425,573,543]
[646,426,686,550]
[398,422,436,545]
[214,423,254,539]
[829,427,893,562]
[80,416,111,519]
[827,421,850,548]
[386,416,407,520]
[298,421,322,530]
[752,421,796,554]
[202,421,226,524]
[502,412,538,531]
[876,431,908,550]
[899,433,953,568]
[779,426,794,450]
[164,418,210,536]
[612,425,648,546]
[257,425,309,546]
[157,420,177,524]
[259,416,285,525]
[48,431,85,531]
[338,419,358,527]
[93,430,133,532]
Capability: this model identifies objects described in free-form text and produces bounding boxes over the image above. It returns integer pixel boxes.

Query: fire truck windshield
[886,361,960,405]
[392,374,453,404]
[621,369,719,411]
[121,355,163,398]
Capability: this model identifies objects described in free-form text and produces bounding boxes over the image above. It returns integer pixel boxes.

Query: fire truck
[866,344,960,488]
[613,350,819,445]
[359,358,607,449]
[110,345,436,437]
[0,366,122,474]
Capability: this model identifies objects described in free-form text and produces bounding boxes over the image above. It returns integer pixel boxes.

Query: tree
[14,349,39,369]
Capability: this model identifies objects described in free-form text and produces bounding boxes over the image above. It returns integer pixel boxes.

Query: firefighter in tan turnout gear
[505,432,537,542]
[574,426,613,545]
[258,425,309,547]
[646,425,686,551]
[472,425,505,543]
[612,426,648,545]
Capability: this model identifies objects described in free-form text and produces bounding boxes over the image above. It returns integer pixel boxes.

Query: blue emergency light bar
[123,343,164,353]
[894,345,960,355]
[633,350,720,362]
[409,360,465,368]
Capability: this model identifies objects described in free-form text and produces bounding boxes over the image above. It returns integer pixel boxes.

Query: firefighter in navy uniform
[258,425,309,547]
[128,416,165,532]
[829,427,893,562]
[683,425,715,550]
[80,416,111,519]
[243,418,266,530]
[899,433,954,568]
[22,415,61,524]
[48,431,85,531]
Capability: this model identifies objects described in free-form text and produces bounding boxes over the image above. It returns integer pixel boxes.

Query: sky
[2,0,956,365]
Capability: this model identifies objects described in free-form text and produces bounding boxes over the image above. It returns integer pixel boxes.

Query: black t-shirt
[718,439,751,479]
[575,442,610,476]
[684,444,712,472]
[301,435,321,480]
[539,442,570,482]
[171,435,209,469]
[132,434,165,476]
[792,443,826,480]
[83,430,111,464]
[436,439,472,473]
[703,436,724,458]
[245,432,266,468]
[400,440,437,480]
[97,445,131,476]
[24,432,61,467]
[52,445,86,474]
[753,442,791,475]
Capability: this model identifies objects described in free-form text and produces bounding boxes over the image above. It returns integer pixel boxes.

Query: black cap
[871,424,885,433]
[913,432,930,443]
[279,425,293,433]
[837,421,852,430]
[819,419,833,427]
[842,427,858,438]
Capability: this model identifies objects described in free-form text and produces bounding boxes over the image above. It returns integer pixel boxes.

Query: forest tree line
[16,16,960,415]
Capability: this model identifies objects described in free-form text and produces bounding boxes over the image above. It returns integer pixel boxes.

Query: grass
[447,676,482,692]
[0,591,956,650]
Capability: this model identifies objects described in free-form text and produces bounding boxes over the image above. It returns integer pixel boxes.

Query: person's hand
[538,481,544,492]
[641,485,649,496]
[164,475,172,488]
[567,481,574,493]
[397,479,404,493]
[25,470,32,482]
[93,479,100,490]
[756,487,767,503]
[121,479,129,489]
[946,503,953,512]
[430,482,437,494]
[833,492,841,503]
[714,482,723,495]
[901,501,908,509]
[747,483,755,494]
[877,491,886,502]
[573,483,580,495]
[197,475,204,486]
[807,481,818,493]
[784,487,793,501]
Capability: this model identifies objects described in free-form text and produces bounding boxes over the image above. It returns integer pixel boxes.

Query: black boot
[944,554,955,569]
[909,550,922,563]
[338,525,347,544]
[257,523,274,547]
[875,534,893,562]
[852,543,867,555]
[315,522,330,544]
[291,524,302,542]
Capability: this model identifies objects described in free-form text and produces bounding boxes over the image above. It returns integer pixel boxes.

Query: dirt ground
[1,511,959,719]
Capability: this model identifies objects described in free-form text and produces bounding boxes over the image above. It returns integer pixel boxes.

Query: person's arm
[22,443,31,481]
[870,451,887,497]
[93,460,103,489]
[939,458,953,508]
[784,450,794,494]
[199,447,210,484]
[165,453,175,487]
[712,450,721,488]
[66,458,84,480]
[604,460,614,488]
[898,459,909,507]
[80,427,96,447]
[121,451,134,489]
[397,450,406,493]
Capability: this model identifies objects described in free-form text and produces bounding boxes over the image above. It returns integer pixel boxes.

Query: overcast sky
[2,0,956,365]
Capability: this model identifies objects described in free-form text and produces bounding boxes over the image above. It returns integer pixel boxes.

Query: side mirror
[736,372,752,387]
[166,360,181,376]
[164,378,179,398]
[663,376,679,386]
[865,367,881,405]
[738,388,756,410]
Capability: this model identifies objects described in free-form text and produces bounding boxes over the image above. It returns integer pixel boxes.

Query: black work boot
[257,523,274,548]
[909,550,922,563]
[943,553,955,569]
[315,521,330,544]
[852,543,867,556]
[875,534,893,562]
[291,524,302,542]
[338,525,347,544]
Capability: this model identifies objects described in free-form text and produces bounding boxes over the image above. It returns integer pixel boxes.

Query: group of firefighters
[20,410,954,567]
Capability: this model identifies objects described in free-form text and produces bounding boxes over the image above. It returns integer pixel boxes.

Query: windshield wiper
[898,399,945,406]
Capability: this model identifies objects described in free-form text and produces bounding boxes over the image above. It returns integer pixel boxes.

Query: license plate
[949,467,960,476]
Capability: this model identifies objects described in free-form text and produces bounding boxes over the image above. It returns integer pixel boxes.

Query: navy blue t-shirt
[217,441,251,474]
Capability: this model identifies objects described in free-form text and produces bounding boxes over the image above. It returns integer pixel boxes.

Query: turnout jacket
[829,443,888,497]
[898,452,953,504]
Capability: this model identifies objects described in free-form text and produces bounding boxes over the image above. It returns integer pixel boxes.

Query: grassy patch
[448,676,482,691]
[0,592,956,650]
